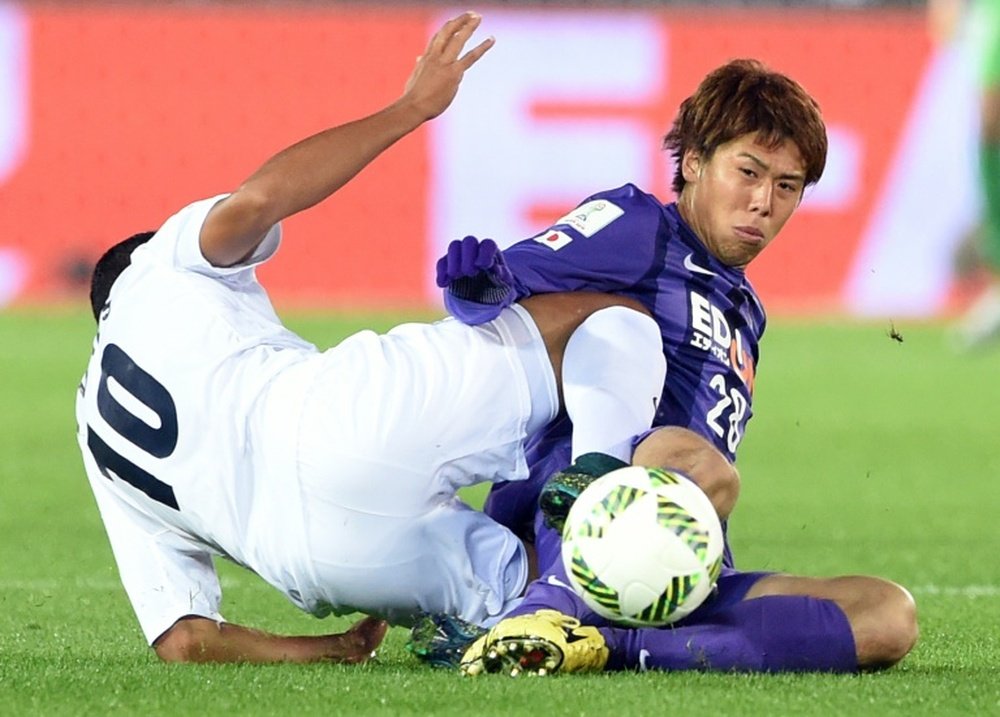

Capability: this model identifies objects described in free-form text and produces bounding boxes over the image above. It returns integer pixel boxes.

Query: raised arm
[199,11,494,267]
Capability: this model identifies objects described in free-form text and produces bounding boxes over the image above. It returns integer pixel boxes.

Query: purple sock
[532,520,563,573]
[601,595,857,673]
[509,562,601,621]
[510,521,603,620]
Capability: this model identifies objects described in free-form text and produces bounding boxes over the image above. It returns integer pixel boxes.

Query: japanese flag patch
[556,200,624,237]
[534,230,573,251]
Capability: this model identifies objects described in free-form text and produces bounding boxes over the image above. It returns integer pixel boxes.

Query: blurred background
[0,0,986,318]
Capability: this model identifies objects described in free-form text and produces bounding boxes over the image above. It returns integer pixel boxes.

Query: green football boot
[407,613,487,669]
[538,452,629,533]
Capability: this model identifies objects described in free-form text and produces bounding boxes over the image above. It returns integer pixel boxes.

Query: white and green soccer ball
[560,465,725,627]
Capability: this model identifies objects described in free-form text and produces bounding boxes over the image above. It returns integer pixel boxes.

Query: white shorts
[291,305,557,625]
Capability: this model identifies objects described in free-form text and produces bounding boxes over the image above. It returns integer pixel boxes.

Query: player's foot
[460,609,609,677]
[539,453,629,533]
[407,613,487,669]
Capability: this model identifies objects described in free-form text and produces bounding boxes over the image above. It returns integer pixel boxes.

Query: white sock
[562,307,666,462]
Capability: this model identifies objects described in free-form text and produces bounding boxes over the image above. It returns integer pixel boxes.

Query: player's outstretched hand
[401,12,494,122]
[436,236,512,288]
[324,615,389,664]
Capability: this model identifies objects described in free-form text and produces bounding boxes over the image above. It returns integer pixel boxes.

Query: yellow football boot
[460,609,609,677]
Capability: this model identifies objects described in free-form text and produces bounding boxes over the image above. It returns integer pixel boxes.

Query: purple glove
[435,236,512,288]
[436,237,518,323]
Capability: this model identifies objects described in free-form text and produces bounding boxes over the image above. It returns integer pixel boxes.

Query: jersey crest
[555,199,624,237]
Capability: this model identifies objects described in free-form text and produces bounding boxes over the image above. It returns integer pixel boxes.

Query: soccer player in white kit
[75,13,666,664]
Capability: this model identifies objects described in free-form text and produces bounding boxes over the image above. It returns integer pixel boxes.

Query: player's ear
[681,149,703,185]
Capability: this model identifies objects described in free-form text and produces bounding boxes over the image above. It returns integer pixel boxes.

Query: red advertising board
[0,5,958,314]
[1,5,432,305]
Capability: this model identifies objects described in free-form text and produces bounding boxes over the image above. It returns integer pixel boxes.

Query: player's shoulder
[582,183,664,214]
[141,194,281,281]
[128,195,227,269]
[552,184,664,240]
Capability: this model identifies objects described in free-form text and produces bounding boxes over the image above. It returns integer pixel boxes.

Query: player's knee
[855,579,919,670]
[701,459,739,519]
[632,426,740,518]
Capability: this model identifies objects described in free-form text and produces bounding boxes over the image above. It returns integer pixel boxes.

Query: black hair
[89,231,156,322]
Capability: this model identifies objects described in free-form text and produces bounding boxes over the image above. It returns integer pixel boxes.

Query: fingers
[401,12,492,121]
[428,12,493,71]
[440,12,483,60]
[444,236,479,279]
[427,11,481,59]
[425,13,467,56]
[459,36,495,71]
[438,237,501,285]
[460,235,479,276]
[435,239,462,289]
[445,239,464,279]
[435,254,450,287]
[474,238,499,270]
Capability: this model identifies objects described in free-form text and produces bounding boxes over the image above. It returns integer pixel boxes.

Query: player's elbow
[228,184,277,226]
[153,617,218,663]
[201,187,280,267]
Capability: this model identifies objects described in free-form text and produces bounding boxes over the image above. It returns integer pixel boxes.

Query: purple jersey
[446,184,765,552]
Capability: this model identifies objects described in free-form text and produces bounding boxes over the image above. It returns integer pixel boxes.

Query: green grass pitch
[1,307,999,715]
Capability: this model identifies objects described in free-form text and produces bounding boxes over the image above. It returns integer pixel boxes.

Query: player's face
[677,133,806,268]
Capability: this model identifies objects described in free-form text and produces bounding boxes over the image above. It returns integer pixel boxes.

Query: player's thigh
[743,573,863,604]
[306,500,527,625]
[328,322,532,456]
[298,319,534,514]
[518,292,650,378]
[743,573,911,621]
[675,568,771,625]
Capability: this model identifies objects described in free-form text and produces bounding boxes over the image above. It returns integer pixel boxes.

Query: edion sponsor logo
[688,291,755,393]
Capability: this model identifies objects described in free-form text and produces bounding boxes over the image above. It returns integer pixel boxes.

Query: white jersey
[76,196,550,644]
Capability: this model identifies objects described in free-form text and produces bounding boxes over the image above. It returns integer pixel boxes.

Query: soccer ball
[560,465,725,627]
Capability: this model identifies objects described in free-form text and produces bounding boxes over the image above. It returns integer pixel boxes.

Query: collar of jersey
[663,203,746,281]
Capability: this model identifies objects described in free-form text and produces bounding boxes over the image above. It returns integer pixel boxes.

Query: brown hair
[663,59,827,195]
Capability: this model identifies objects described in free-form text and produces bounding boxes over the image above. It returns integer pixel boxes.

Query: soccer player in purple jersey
[421,59,918,675]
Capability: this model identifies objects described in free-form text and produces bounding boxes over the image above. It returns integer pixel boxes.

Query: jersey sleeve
[444,186,662,324]
[505,185,662,292]
[86,467,224,645]
[143,194,282,280]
